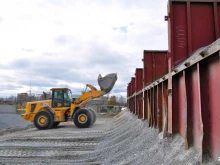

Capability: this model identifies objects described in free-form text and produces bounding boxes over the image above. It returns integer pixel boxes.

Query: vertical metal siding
[185,65,203,150]
[157,83,163,132]
[143,52,153,86]
[200,53,220,160]
[144,90,148,120]
[153,86,157,128]
[168,0,220,68]
[137,94,143,119]
[172,72,187,145]
[135,68,143,92]
[143,51,168,86]
[162,80,168,137]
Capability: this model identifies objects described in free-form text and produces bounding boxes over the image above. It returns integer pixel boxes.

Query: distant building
[87,96,108,106]
[99,105,125,112]
[87,96,108,112]
[17,92,52,104]
[17,93,29,104]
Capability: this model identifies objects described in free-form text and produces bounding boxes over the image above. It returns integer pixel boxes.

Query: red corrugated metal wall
[200,53,220,159]
[135,68,143,118]
[168,0,220,68]
[142,51,168,122]
[143,51,168,86]
[185,65,202,150]
[127,0,220,162]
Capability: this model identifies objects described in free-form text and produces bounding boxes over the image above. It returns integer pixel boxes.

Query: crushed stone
[0,110,217,165]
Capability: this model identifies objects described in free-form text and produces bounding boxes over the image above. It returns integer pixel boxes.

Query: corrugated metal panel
[157,83,163,132]
[128,82,131,97]
[135,68,143,92]
[153,86,157,128]
[168,0,219,68]
[143,90,148,120]
[135,69,144,118]
[137,94,143,119]
[131,77,135,95]
[131,77,136,114]
[143,50,168,86]
[185,65,203,151]
[162,80,168,137]
[172,72,188,148]
[199,53,220,160]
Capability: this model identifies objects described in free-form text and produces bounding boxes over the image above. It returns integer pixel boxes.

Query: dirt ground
[0,110,218,165]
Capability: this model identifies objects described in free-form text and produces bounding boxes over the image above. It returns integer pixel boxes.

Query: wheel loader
[21,73,117,129]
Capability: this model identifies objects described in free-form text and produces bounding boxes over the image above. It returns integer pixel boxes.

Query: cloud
[10,58,31,69]
[0,17,3,23]
[22,48,34,52]
[54,35,69,45]
[0,0,168,98]
[113,26,128,33]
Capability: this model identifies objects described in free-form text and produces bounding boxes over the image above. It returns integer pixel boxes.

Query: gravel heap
[92,111,202,165]
[85,110,216,165]
[0,110,217,164]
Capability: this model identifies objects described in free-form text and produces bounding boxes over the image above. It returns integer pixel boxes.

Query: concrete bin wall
[0,105,16,113]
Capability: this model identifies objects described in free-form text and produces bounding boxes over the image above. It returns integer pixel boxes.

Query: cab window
[52,90,63,107]
[63,90,72,107]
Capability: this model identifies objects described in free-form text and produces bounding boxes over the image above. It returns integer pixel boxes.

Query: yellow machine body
[21,85,105,122]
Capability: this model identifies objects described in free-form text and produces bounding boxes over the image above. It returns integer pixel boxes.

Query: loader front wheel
[73,109,92,128]
[34,111,54,130]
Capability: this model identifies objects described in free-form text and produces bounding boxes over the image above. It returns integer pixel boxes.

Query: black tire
[73,109,93,128]
[88,109,94,125]
[89,109,96,125]
[34,111,54,130]
[52,122,60,128]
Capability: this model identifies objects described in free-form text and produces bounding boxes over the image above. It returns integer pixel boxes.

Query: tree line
[0,93,127,108]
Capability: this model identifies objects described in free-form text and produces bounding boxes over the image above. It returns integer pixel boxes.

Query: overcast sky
[0,0,168,98]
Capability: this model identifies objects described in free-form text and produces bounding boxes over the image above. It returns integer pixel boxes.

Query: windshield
[64,89,72,101]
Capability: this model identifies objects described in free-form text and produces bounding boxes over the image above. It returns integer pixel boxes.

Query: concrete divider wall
[0,105,16,113]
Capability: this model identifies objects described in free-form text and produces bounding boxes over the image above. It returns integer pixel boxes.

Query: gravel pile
[0,110,217,164]
[84,110,216,164]
[92,111,201,165]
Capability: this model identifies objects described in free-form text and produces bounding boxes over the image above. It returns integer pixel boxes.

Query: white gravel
[0,110,217,165]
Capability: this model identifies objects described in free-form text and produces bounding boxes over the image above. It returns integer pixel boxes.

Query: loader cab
[51,88,72,108]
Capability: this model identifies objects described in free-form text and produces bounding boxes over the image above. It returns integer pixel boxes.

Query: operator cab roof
[50,88,70,90]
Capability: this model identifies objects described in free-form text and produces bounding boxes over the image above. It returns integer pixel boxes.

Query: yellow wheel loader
[21,73,117,129]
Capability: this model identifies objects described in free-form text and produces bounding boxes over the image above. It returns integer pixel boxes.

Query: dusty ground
[0,110,218,165]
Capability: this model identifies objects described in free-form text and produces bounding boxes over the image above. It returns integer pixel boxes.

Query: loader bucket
[98,73,117,93]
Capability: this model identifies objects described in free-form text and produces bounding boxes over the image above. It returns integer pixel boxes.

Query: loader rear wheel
[34,111,54,130]
[89,109,96,125]
[73,109,92,128]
